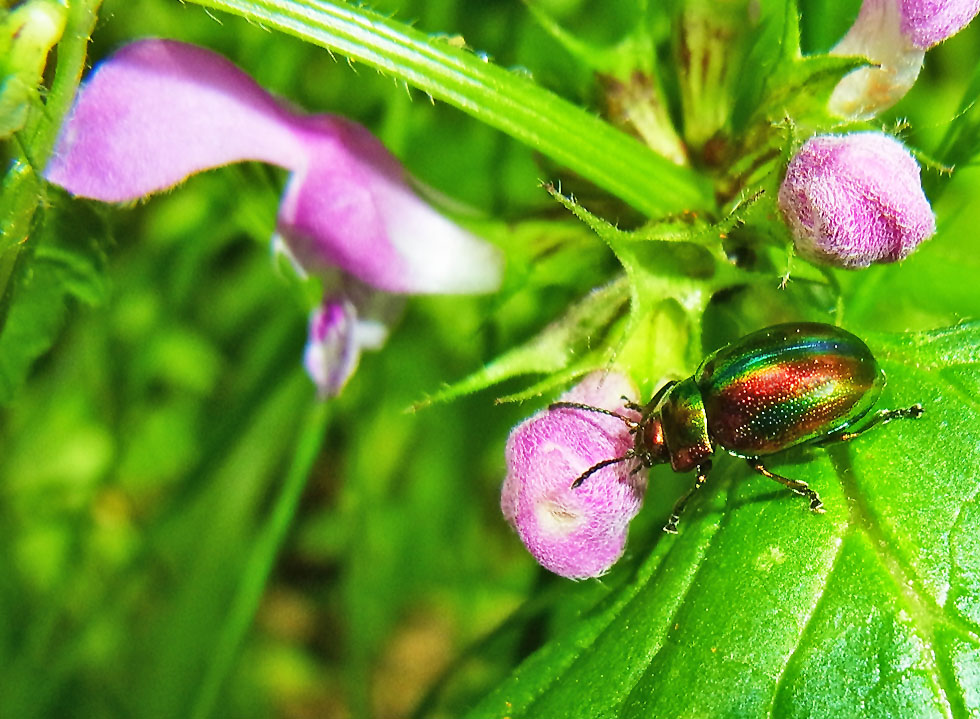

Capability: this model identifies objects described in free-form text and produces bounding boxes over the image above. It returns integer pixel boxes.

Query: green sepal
[414,277,630,409]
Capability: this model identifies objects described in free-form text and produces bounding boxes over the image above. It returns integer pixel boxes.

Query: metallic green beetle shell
[659,377,713,472]
[694,323,884,457]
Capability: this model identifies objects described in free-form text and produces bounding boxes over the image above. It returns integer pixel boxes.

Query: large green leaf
[469,322,980,718]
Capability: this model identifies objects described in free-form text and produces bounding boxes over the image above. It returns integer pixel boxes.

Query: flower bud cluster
[777,1,973,267]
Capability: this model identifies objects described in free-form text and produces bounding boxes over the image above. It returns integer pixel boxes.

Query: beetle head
[634,414,670,466]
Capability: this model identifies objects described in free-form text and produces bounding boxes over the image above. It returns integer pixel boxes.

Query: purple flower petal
[900,0,980,48]
[829,0,980,117]
[46,39,502,295]
[303,294,362,398]
[830,0,925,118]
[302,285,401,397]
[778,132,936,267]
[501,372,646,579]
[279,116,502,293]
[46,39,303,201]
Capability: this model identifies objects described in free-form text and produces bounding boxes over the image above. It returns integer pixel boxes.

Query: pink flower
[45,39,502,394]
[829,0,980,117]
[501,372,646,579]
[900,0,980,48]
[302,283,400,398]
[778,132,936,267]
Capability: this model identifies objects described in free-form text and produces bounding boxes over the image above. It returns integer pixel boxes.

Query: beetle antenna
[570,455,632,489]
[549,401,638,429]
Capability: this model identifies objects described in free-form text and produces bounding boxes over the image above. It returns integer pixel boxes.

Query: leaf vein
[609,477,742,713]
[523,501,726,717]
[767,531,847,717]
[831,449,979,719]
[942,376,980,417]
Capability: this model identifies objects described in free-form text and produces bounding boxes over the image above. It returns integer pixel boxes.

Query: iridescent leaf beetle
[550,322,923,533]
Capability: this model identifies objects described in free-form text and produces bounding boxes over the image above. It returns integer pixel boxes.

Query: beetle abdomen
[695,323,884,456]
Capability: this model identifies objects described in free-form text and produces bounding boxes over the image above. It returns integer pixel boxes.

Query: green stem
[189,399,332,719]
[184,0,713,217]
[0,0,101,327]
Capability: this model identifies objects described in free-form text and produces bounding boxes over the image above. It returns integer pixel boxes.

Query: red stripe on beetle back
[704,354,874,455]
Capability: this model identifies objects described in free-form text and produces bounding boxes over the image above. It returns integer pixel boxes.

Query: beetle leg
[663,461,712,534]
[834,403,924,442]
[747,459,825,513]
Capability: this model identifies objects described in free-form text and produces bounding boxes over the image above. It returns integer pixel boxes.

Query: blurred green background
[2,0,980,717]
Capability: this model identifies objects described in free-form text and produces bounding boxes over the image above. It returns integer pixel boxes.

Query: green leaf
[416,276,630,407]
[929,60,980,196]
[0,0,101,405]
[469,321,980,718]
[730,0,799,131]
[0,199,109,404]
[182,0,712,217]
[129,373,312,719]
[189,399,330,719]
[797,0,860,53]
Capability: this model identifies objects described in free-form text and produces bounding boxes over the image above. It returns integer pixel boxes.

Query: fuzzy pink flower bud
[901,0,980,48]
[830,0,980,118]
[778,132,936,268]
[501,372,646,579]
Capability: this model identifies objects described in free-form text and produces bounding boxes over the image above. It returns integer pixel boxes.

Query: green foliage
[188,0,712,217]
[0,0,66,139]
[1,0,979,718]
[469,322,980,718]
[0,197,109,401]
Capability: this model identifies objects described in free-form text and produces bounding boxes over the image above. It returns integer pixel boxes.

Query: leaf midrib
[767,538,845,717]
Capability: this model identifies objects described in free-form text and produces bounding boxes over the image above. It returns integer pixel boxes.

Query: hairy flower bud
[830,0,980,118]
[901,0,980,48]
[501,372,646,579]
[778,132,936,268]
